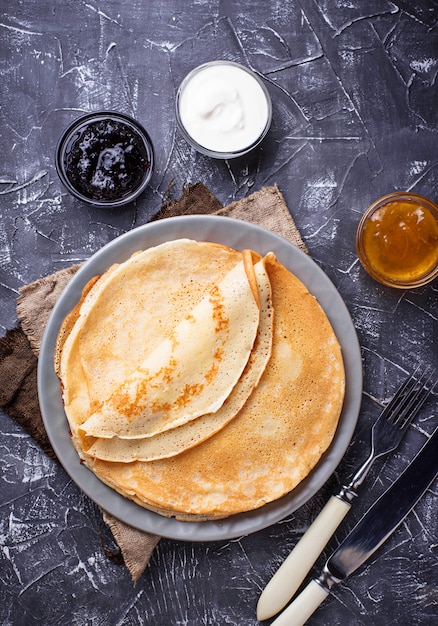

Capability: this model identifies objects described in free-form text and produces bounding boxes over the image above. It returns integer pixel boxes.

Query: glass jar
[56,111,154,208]
[356,192,438,288]
[175,60,272,159]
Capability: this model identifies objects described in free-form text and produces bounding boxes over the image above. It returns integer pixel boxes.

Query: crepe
[84,255,273,461]
[57,240,270,453]
[57,239,243,409]
[56,240,345,520]
[79,256,262,439]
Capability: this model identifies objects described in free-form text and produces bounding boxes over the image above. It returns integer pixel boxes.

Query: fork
[257,367,436,621]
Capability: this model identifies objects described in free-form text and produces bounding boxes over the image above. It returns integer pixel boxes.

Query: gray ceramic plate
[38,215,362,541]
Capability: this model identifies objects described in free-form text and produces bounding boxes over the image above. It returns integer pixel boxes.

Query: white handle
[270,580,329,626]
[257,496,350,621]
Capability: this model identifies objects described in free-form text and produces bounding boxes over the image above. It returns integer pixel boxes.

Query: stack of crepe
[55,239,345,521]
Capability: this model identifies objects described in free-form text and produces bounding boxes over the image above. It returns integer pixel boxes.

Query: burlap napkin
[0,183,306,583]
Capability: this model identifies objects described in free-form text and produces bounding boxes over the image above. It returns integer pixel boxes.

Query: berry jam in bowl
[56,112,154,208]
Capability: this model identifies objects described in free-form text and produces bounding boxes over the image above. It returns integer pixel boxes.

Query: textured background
[0,1,437,624]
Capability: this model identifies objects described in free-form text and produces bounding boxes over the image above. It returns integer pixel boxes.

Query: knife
[268,428,437,626]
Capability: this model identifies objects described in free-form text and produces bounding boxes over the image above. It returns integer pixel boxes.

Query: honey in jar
[356,192,438,288]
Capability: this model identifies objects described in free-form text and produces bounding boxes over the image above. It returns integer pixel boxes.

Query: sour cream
[176,61,272,158]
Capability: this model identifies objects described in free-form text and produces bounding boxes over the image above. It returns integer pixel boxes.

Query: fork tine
[382,366,436,429]
[395,373,436,430]
[377,366,420,417]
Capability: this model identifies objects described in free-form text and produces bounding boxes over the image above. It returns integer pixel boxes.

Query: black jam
[62,117,152,203]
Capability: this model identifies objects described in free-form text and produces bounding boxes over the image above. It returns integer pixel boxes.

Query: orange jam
[356,193,438,288]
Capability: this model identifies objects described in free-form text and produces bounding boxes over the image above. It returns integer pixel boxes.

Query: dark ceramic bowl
[56,111,154,208]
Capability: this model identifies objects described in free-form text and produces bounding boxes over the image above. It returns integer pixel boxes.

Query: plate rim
[38,214,362,541]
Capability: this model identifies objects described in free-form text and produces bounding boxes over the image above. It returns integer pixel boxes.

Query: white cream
[177,62,271,155]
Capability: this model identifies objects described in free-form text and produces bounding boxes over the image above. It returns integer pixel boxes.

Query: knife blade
[269,428,437,626]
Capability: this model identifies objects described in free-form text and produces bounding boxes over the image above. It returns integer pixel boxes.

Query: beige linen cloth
[0,183,307,583]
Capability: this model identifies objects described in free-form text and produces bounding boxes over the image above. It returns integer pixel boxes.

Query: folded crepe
[56,240,273,454]
[78,255,263,440]
[84,254,274,461]
[55,239,345,520]
[57,239,244,406]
